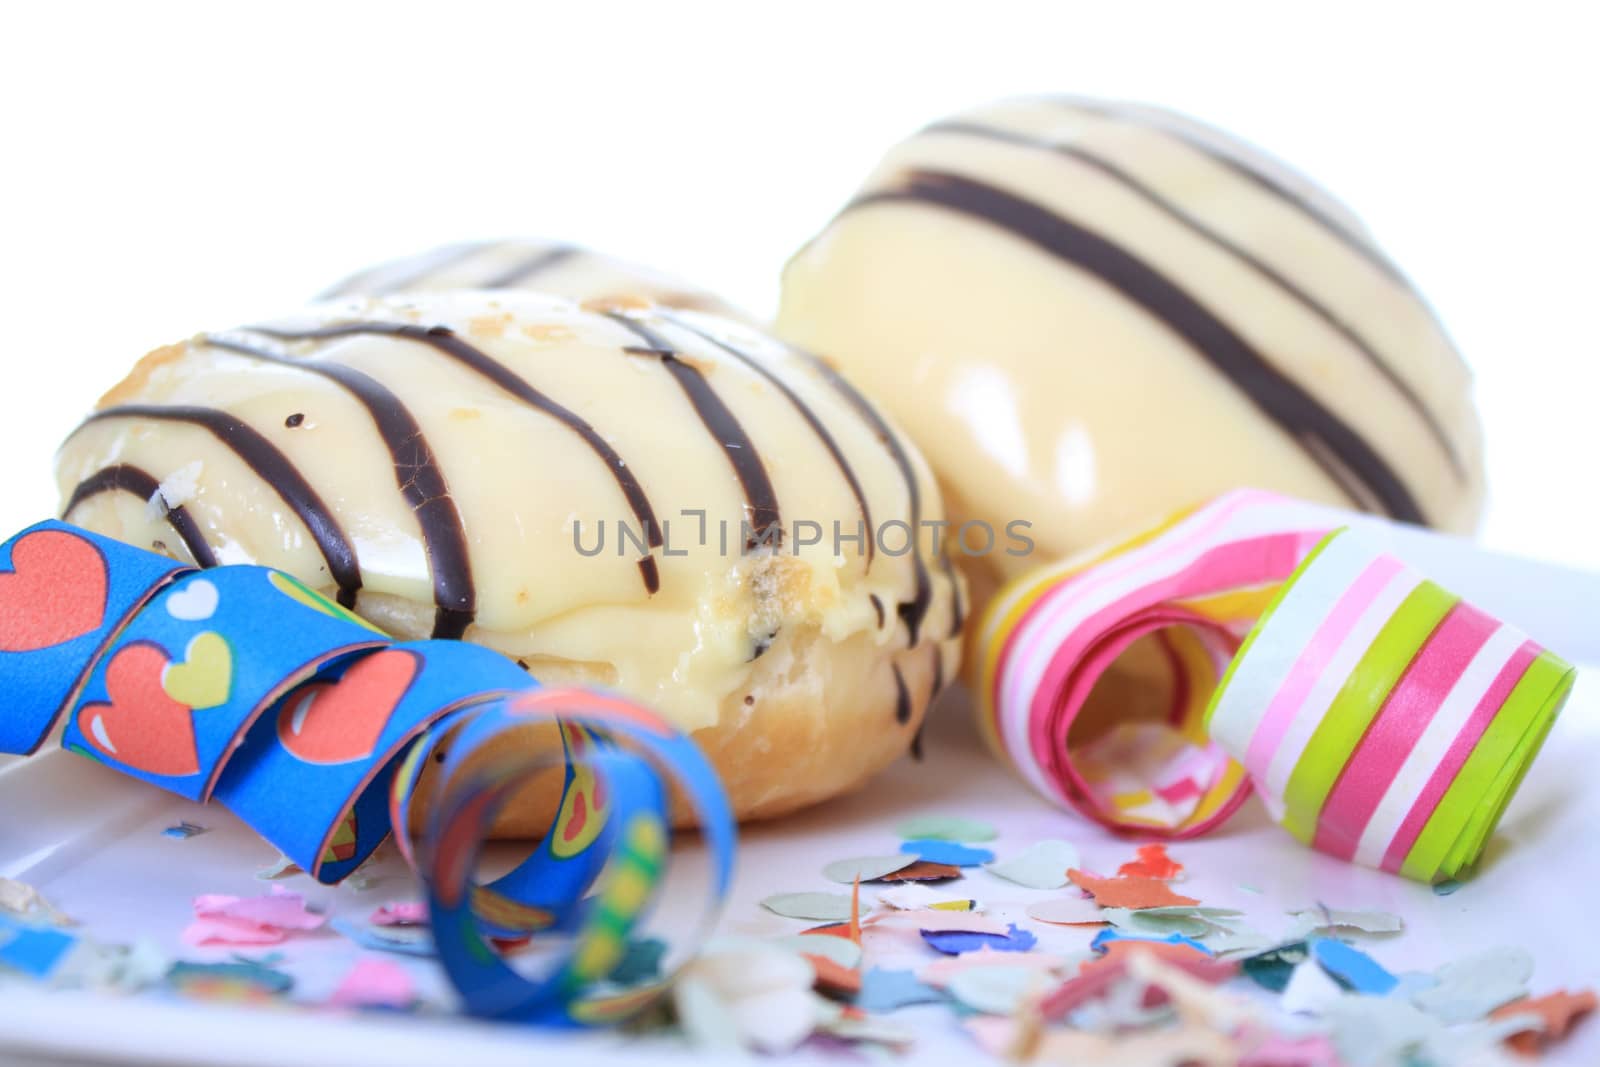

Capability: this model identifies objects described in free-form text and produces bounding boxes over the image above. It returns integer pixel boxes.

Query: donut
[320,238,745,319]
[777,95,1485,626]
[54,291,965,828]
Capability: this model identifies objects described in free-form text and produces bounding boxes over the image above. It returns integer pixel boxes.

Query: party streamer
[1206,527,1573,883]
[977,490,1578,880]
[0,520,735,1024]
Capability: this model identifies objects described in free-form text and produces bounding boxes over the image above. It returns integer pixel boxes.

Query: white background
[2,1,1597,571]
[1,6,1599,1064]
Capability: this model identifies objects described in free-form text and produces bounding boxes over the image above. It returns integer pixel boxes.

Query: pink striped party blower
[977,489,1583,881]
[1205,526,1574,882]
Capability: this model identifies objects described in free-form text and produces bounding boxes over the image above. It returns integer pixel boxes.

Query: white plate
[3,680,1598,1066]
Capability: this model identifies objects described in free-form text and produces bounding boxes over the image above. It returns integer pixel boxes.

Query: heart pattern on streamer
[80,642,200,777]
[276,648,418,765]
[162,632,234,710]
[0,530,108,652]
[165,578,219,621]
[551,724,608,858]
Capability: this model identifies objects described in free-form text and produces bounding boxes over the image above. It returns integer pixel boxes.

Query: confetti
[329,918,436,958]
[893,815,998,842]
[857,968,944,1013]
[611,938,669,986]
[677,941,817,1055]
[1324,995,1449,1067]
[1026,897,1107,926]
[1309,937,1398,995]
[1238,1033,1342,1067]
[1491,988,1598,1055]
[182,887,326,946]
[369,901,428,927]
[799,922,854,940]
[1411,945,1534,1024]
[1117,844,1184,881]
[875,884,978,911]
[0,915,77,978]
[1289,908,1404,937]
[343,869,382,893]
[166,957,294,1001]
[1201,927,1280,957]
[1100,907,1216,939]
[1123,949,1251,1024]
[920,946,1068,989]
[775,935,861,970]
[673,976,742,1052]
[1280,958,1345,1015]
[1091,928,1212,956]
[899,839,995,867]
[984,839,1080,889]
[821,855,914,884]
[0,876,72,926]
[1038,941,1229,1020]
[869,909,1010,935]
[1240,943,1308,993]
[818,1011,917,1047]
[878,861,963,882]
[1067,870,1200,910]
[947,965,1044,1015]
[328,958,417,1010]
[253,854,301,881]
[922,922,1037,956]
[161,821,209,840]
[804,953,861,999]
[759,892,853,921]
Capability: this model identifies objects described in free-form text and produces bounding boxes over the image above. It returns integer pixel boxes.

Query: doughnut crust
[56,291,965,829]
[778,95,1485,624]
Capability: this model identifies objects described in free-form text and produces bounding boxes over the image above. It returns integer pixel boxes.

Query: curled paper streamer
[0,520,735,1023]
[977,490,1321,836]
[977,490,1579,880]
[1206,527,1574,883]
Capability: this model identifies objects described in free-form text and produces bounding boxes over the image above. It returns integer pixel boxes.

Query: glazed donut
[55,291,965,828]
[321,238,746,319]
[778,95,1485,624]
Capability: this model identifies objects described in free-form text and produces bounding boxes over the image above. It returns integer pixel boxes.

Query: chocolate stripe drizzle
[848,170,1427,524]
[785,345,934,647]
[63,464,219,568]
[1050,97,1408,285]
[924,120,1466,481]
[203,335,475,639]
[243,321,665,595]
[73,405,362,606]
[892,663,912,725]
[656,309,876,567]
[477,244,579,289]
[604,313,782,550]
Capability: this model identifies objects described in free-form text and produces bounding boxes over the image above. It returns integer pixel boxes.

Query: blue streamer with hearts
[0,519,736,1025]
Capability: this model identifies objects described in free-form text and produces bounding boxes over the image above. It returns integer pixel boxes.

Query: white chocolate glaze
[321,239,746,320]
[56,293,964,758]
[777,96,1485,608]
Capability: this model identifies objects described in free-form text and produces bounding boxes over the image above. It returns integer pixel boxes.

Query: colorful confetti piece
[899,839,996,868]
[893,815,998,843]
[1067,870,1200,910]
[984,839,1080,889]
[759,892,854,921]
[822,855,915,884]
